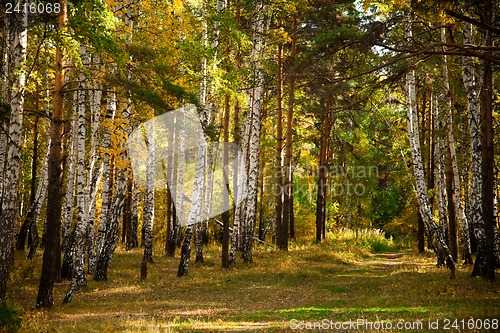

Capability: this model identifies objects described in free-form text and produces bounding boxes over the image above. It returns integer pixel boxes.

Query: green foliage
[0,301,22,333]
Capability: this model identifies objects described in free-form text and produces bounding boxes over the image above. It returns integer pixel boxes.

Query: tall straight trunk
[257,151,265,241]
[417,90,426,253]
[194,222,204,263]
[434,99,448,253]
[166,116,180,257]
[178,138,206,276]
[284,18,296,240]
[241,1,266,263]
[0,6,27,303]
[275,42,286,250]
[36,0,67,307]
[17,111,39,251]
[229,0,242,264]
[61,99,77,251]
[221,95,231,268]
[405,14,455,277]
[131,182,139,247]
[164,117,174,255]
[440,27,470,263]
[94,97,131,282]
[315,99,331,243]
[478,1,496,280]
[85,74,103,273]
[23,117,51,260]
[445,149,458,261]
[95,86,116,263]
[63,46,88,303]
[0,12,11,205]
[141,122,155,278]
[461,23,489,278]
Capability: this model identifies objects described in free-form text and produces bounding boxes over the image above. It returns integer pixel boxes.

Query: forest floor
[4,236,500,332]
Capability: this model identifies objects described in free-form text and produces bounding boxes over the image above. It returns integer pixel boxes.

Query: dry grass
[4,233,500,332]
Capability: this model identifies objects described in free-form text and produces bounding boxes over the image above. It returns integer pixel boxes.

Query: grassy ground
[3,232,499,332]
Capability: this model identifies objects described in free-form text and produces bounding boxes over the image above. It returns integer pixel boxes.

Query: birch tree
[461,22,489,277]
[440,27,472,264]
[241,1,266,263]
[404,13,455,277]
[63,45,89,303]
[0,4,27,303]
[141,121,155,279]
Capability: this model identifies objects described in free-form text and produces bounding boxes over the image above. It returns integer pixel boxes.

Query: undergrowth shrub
[0,300,22,333]
[327,228,399,253]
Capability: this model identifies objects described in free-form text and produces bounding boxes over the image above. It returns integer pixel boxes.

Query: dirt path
[359,252,405,272]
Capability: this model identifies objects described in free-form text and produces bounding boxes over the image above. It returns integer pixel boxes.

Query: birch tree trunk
[461,23,489,277]
[85,75,103,273]
[95,85,117,263]
[18,116,51,260]
[433,99,448,259]
[166,116,182,256]
[405,14,455,277]
[0,11,10,206]
[241,1,266,263]
[178,139,206,276]
[61,99,77,252]
[94,97,131,281]
[0,5,27,303]
[440,27,472,264]
[141,122,155,279]
[63,45,89,303]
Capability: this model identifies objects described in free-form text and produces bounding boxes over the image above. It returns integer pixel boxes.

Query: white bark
[0,6,27,302]
[433,97,448,239]
[96,83,117,260]
[404,13,454,274]
[61,94,78,249]
[441,27,472,262]
[0,12,10,201]
[85,72,103,273]
[142,121,155,262]
[63,45,89,303]
[462,23,487,269]
[241,1,266,263]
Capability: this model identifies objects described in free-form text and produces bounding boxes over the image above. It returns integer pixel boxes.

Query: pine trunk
[275,43,286,250]
[36,0,67,307]
[478,1,496,280]
[283,18,296,240]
